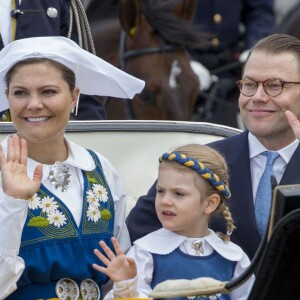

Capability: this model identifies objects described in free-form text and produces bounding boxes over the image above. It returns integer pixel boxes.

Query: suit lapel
[280,144,300,185]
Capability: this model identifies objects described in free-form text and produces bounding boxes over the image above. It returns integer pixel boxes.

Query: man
[190,0,275,127]
[0,0,106,121]
[126,33,300,260]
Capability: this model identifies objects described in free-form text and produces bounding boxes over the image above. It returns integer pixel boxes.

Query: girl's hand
[93,237,137,282]
[0,135,43,199]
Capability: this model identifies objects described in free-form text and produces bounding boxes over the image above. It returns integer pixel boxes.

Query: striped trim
[160,151,231,198]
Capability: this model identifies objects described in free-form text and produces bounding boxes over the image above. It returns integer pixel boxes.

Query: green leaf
[27,216,49,227]
[101,209,112,220]
[87,173,97,184]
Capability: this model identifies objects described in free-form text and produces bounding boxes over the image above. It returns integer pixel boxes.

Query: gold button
[211,38,220,47]
[213,14,222,24]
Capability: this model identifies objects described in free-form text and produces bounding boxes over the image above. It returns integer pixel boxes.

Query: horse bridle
[119,30,181,71]
[114,31,182,118]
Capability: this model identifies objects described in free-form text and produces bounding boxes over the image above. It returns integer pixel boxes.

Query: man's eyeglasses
[236,78,300,97]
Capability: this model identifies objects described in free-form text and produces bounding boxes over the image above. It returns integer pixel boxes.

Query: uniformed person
[190,0,275,71]
[0,0,107,121]
[190,0,275,126]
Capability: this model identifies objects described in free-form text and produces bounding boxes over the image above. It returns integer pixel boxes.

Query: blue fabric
[14,0,72,42]
[151,249,235,300]
[255,151,280,237]
[191,0,275,53]
[7,150,115,300]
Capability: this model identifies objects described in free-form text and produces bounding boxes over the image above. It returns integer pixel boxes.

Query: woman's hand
[93,237,137,282]
[0,135,43,199]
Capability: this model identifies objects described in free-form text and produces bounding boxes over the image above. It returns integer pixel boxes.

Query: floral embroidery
[27,216,50,227]
[27,195,67,228]
[101,209,112,220]
[47,210,67,228]
[87,205,101,222]
[86,184,111,223]
[40,196,59,213]
[86,190,100,207]
[28,193,41,210]
[92,184,108,202]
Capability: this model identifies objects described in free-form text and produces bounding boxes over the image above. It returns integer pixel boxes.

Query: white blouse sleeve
[99,154,131,253]
[230,252,255,300]
[0,192,29,300]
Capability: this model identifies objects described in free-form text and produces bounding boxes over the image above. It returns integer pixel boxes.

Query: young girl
[93,144,255,300]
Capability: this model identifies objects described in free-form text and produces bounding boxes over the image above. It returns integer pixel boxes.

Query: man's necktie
[255,151,280,237]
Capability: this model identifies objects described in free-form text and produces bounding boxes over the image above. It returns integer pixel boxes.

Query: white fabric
[0,135,131,300]
[0,36,145,112]
[248,133,299,203]
[0,0,12,46]
[239,50,250,63]
[190,60,218,91]
[104,229,255,300]
[134,228,244,262]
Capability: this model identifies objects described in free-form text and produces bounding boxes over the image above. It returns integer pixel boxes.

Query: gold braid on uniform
[160,151,231,199]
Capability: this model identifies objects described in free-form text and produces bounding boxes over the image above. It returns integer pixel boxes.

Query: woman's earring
[71,107,75,114]
[74,94,80,116]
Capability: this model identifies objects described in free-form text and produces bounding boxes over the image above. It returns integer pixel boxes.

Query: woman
[0,36,144,300]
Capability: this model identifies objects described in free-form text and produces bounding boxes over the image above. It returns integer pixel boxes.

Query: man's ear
[204,194,220,215]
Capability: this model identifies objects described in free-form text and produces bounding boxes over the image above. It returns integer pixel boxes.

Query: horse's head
[88,0,208,120]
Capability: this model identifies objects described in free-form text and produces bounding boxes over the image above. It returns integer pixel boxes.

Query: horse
[86,0,208,121]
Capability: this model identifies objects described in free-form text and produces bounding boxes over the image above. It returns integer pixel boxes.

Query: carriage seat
[0,120,241,216]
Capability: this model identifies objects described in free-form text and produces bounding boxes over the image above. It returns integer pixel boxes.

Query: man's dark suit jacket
[126,130,300,260]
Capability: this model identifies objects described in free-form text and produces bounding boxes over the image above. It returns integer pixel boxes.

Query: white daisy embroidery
[86,189,100,207]
[92,184,108,202]
[47,210,67,228]
[87,205,101,222]
[40,196,59,213]
[28,193,41,210]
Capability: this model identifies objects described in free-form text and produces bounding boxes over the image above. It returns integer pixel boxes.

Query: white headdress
[0,36,145,112]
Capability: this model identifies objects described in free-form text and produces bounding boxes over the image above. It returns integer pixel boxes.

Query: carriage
[1,120,300,299]
[0,120,240,216]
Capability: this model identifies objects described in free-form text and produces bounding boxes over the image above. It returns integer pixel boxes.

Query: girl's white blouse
[105,228,255,300]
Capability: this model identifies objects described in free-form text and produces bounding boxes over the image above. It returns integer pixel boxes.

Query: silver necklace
[192,240,204,256]
[49,162,72,192]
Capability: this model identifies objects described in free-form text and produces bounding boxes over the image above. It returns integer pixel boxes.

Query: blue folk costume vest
[151,249,236,300]
[7,150,115,300]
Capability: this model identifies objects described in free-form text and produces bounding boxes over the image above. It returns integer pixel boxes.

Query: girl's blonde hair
[159,143,235,242]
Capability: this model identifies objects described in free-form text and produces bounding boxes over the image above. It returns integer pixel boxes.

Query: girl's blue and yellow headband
[159,151,231,199]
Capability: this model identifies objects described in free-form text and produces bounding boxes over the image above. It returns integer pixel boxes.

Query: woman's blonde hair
[159,143,235,242]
